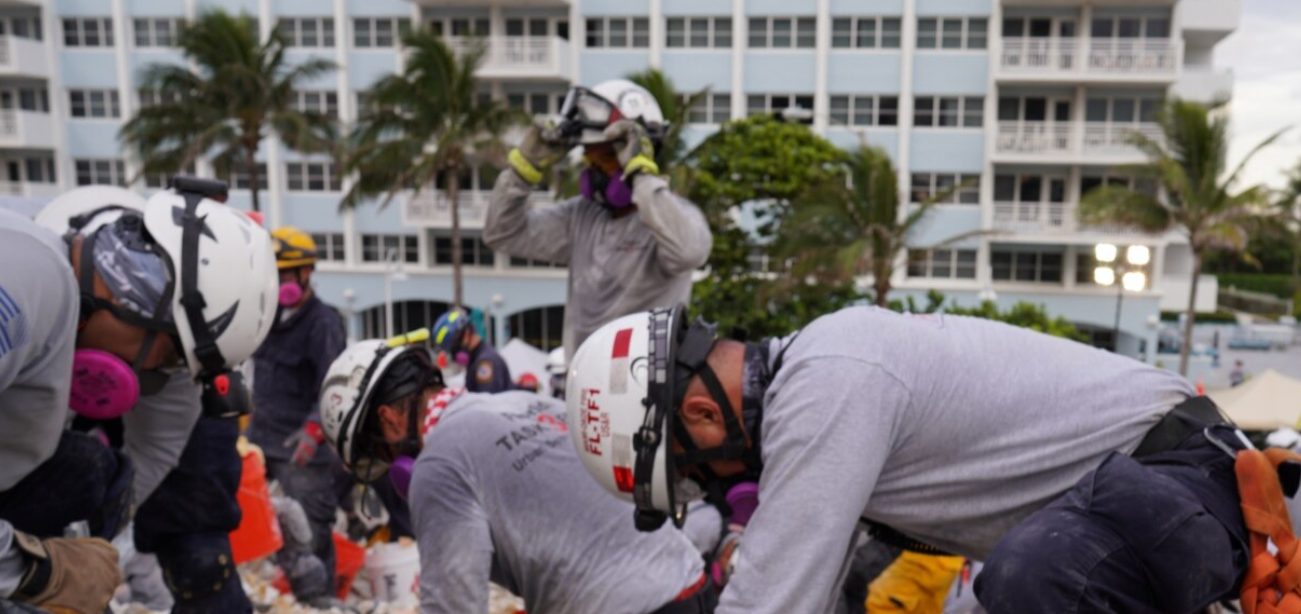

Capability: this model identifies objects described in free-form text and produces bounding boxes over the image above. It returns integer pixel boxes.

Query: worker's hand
[285,421,325,467]
[509,117,571,185]
[602,119,659,178]
[709,531,743,589]
[14,533,121,614]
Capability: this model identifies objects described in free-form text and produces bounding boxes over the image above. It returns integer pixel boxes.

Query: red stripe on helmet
[612,328,633,359]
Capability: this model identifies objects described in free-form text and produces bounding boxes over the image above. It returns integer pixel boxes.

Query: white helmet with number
[319,335,436,474]
[36,183,278,377]
[562,79,666,145]
[567,306,722,532]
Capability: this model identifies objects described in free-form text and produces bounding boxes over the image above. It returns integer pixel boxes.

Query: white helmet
[36,180,278,378]
[547,346,566,376]
[561,79,665,145]
[566,306,737,532]
[320,333,438,474]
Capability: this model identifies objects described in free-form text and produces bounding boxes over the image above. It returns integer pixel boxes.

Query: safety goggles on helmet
[558,87,622,142]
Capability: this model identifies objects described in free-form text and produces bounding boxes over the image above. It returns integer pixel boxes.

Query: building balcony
[993,121,1162,164]
[403,189,556,229]
[0,36,48,79]
[0,181,59,198]
[0,109,56,149]
[1170,67,1233,104]
[993,201,1147,239]
[1176,0,1241,46]
[996,37,1182,83]
[446,36,572,82]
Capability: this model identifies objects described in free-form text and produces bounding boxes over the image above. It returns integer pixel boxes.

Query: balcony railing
[404,189,556,227]
[445,36,571,79]
[0,35,48,77]
[996,121,1162,158]
[993,201,1146,236]
[1000,37,1181,77]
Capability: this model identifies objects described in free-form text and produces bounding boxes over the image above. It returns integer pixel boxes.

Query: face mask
[389,455,415,500]
[454,351,471,367]
[725,482,760,528]
[69,349,141,420]
[580,167,634,209]
[278,281,303,307]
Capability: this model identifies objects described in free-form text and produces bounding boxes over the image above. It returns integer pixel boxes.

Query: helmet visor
[559,87,621,142]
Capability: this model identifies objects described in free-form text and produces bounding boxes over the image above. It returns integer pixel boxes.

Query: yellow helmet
[272,226,318,269]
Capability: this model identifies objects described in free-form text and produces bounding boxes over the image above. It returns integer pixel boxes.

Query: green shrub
[1217,273,1295,299]
[1159,310,1239,324]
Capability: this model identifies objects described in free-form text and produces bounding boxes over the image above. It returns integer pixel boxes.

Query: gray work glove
[284,421,324,467]
[602,119,659,178]
[11,531,121,614]
[509,117,571,185]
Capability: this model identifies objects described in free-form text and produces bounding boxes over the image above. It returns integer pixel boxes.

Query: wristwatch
[10,531,51,601]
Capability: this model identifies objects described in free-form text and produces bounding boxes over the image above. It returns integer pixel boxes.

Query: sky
[1220,0,1301,190]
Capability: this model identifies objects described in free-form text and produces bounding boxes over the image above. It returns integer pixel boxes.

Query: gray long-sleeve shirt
[484,171,712,361]
[0,210,79,597]
[410,391,706,614]
[718,306,1195,614]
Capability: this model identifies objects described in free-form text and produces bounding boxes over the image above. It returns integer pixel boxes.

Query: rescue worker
[318,333,719,614]
[248,227,347,605]
[432,309,512,393]
[484,80,712,363]
[568,305,1252,613]
[26,180,279,614]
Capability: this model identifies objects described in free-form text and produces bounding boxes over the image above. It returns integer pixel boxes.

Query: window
[310,233,346,262]
[432,233,495,267]
[278,17,335,48]
[429,17,489,37]
[907,249,977,279]
[748,16,816,49]
[994,173,1067,203]
[1085,96,1162,124]
[831,17,902,49]
[910,173,980,204]
[585,17,649,48]
[293,90,339,117]
[7,16,43,41]
[361,234,418,264]
[138,88,182,108]
[682,93,732,124]
[505,17,558,39]
[143,162,196,188]
[916,17,986,50]
[991,250,1064,283]
[353,17,410,48]
[509,256,565,269]
[68,90,121,118]
[508,305,565,352]
[74,159,126,186]
[913,96,983,128]
[1076,249,1151,285]
[1090,15,1171,40]
[2,88,50,113]
[1080,174,1158,199]
[224,163,269,191]
[22,157,55,183]
[665,16,732,48]
[63,18,114,47]
[134,18,183,47]
[828,95,899,127]
[505,91,567,115]
[746,94,814,123]
[286,162,342,192]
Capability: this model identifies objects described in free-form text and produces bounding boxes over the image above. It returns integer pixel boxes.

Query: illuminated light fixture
[1094,266,1116,287]
[1126,245,1151,266]
[1095,243,1118,263]
[1122,271,1147,292]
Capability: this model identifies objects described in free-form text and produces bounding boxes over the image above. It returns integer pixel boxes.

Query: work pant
[265,456,348,597]
[649,580,719,614]
[134,416,250,614]
[0,431,131,540]
[976,431,1248,613]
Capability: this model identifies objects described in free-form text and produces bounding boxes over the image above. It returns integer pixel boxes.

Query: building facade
[1,0,1238,359]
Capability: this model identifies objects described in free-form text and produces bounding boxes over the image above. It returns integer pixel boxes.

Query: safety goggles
[558,87,622,142]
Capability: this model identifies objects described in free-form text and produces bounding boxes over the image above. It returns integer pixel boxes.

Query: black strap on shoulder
[862,519,954,556]
[176,192,225,378]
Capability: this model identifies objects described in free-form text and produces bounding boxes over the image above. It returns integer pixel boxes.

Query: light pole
[383,248,408,338]
[342,288,356,343]
[1094,243,1151,352]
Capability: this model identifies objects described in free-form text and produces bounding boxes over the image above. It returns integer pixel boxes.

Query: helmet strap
[176,190,225,380]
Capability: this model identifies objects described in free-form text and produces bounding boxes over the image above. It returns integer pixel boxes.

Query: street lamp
[383,248,408,338]
[1095,243,1150,352]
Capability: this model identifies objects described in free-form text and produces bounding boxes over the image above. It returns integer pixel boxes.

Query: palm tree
[1080,99,1284,375]
[120,10,336,212]
[1279,162,1301,302]
[777,145,977,307]
[341,30,515,309]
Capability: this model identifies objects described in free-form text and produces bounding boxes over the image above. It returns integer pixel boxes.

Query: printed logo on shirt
[476,361,494,384]
[0,283,30,360]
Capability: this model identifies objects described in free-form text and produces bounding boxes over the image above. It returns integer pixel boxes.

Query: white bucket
[366,541,421,607]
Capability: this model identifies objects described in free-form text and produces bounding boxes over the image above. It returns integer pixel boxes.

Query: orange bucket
[333,532,366,600]
[229,444,284,564]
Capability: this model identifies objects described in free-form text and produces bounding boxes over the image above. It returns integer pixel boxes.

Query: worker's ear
[376,404,408,443]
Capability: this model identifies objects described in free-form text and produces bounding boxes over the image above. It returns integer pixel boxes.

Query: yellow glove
[12,531,122,614]
[602,119,659,178]
[509,119,571,185]
[865,552,965,614]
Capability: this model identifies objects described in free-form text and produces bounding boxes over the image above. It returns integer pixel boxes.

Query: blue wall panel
[346,0,411,17]
[347,52,398,89]
[662,51,732,92]
[662,0,733,16]
[55,0,115,15]
[912,54,988,94]
[352,199,406,233]
[827,53,902,94]
[745,0,816,16]
[909,131,985,172]
[906,206,982,248]
[281,195,347,232]
[65,123,126,158]
[128,51,185,85]
[579,51,651,85]
[825,129,900,162]
[59,52,118,88]
[916,0,993,16]
[125,0,186,17]
[284,50,339,89]
[271,0,335,16]
[830,0,904,15]
[743,53,816,92]
[195,0,258,15]
[581,0,650,17]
